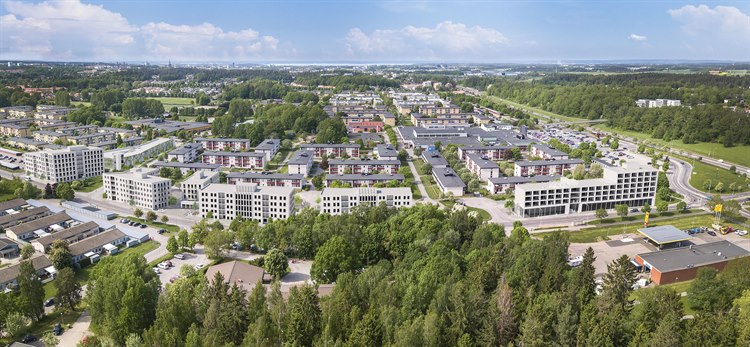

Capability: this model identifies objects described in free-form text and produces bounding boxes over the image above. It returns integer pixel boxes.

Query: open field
[594,124,750,168]
[145,97,195,109]
[664,153,749,193]
[70,101,91,107]
[483,95,580,122]
[534,212,745,243]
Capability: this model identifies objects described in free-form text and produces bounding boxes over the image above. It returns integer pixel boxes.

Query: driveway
[55,310,91,347]
[154,247,209,286]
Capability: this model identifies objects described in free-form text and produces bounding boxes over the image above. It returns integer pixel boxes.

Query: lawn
[594,124,750,168]
[70,101,92,107]
[587,209,701,225]
[483,95,580,122]
[126,216,181,234]
[533,212,744,243]
[73,176,103,193]
[678,155,749,193]
[146,97,195,109]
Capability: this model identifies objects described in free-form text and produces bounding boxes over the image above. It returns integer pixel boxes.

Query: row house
[300,144,360,159]
[419,104,461,115]
[457,145,514,161]
[0,123,30,137]
[202,151,265,169]
[514,159,585,177]
[328,159,401,175]
[227,172,304,188]
[196,137,251,151]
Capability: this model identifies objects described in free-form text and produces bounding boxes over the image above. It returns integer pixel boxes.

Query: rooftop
[150,161,221,170]
[0,206,51,227]
[33,221,100,248]
[69,228,127,256]
[489,175,560,185]
[514,158,585,167]
[432,167,466,188]
[255,139,280,150]
[421,152,449,167]
[227,172,304,180]
[532,144,568,157]
[7,212,72,235]
[466,153,500,169]
[287,150,314,165]
[326,173,405,181]
[638,240,750,272]
[0,255,51,285]
[168,143,200,155]
[204,261,265,293]
[638,225,693,245]
[321,187,412,197]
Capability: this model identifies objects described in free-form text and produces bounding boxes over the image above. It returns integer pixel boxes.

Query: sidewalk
[56,310,91,346]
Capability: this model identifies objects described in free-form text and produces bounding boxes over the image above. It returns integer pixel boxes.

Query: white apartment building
[23,145,103,183]
[103,168,171,211]
[180,170,220,205]
[198,183,294,223]
[103,137,174,170]
[287,150,314,175]
[514,164,658,217]
[320,187,413,215]
[465,153,501,181]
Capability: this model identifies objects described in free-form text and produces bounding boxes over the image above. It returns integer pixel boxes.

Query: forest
[2,204,738,346]
[463,74,750,147]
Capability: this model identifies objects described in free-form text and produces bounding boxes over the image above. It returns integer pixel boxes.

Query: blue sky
[1,0,748,62]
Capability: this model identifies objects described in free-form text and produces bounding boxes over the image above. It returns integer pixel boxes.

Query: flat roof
[421,152,449,167]
[203,151,265,157]
[150,161,220,170]
[532,144,567,157]
[375,144,398,157]
[466,153,499,169]
[432,167,466,188]
[638,225,693,245]
[287,150,313,165]
[329,159,400,165]
[326,173,405,181]
[227,172,304,180]
[638,240,750,272]
[489,175,560,185]
[255,139,280,150]
[515,159,585,167]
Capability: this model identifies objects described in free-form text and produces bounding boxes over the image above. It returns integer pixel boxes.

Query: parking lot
[153,247,209,286]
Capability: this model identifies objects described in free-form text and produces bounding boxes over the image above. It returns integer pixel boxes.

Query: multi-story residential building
[325,173,405,187]
[180,170,220,206]
[328,159,401,175]
[320,187,412,215]
[457,145,514,161]
[287,150,314,175]
[69,132,116,146]
[514,164,658,217]
[465,153,501,181]
[0,106,34,118]
[23,145,103,183]
[635,99,682,108]
[150,161,221,175]
[168,143,201,163]
[103,168,171,210]
[227,172,304,188]
[57,125,98,136]
[198,183,295,223]
[33,130,68,144]
[202,151,265,169]
[421,151,449,168]
[324,106,397,126]
[7,137,59,151]
[411,114,472,128]
[348,121,384,133]
[103,138,174,171]
[300,144,360,158]
[0,123,30,137]
[374,144,398,160]
[420,104,461,115]
[254,139,281,161]
[514,159,585,177]
[196,138,251,151]
[487,175,560,194]
[432,167,466,197]
[530,144,569,160]
[34,106,73,120]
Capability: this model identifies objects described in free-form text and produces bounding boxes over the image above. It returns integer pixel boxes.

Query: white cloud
[667,5,749,60]
[345,21,511,61]
[628,34,647,41]
[0,0,286,61]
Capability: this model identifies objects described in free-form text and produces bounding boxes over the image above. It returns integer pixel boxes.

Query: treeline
[74,204,750,347]
[465,76,750,147]
[211,104,344,146]
[223,79,291,101]
[295,72,399,90]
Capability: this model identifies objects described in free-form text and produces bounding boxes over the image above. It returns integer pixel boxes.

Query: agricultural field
[146,97,195,109]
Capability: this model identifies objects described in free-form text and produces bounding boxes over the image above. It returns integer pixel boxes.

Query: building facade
[465,153,501,181]
[320,187,412,215]
[198,183,295,223]
[196,138,251,151]
[287,150,314,175]
[299,144,360,159]
[202,151,266,169]
[328,159,401,175]
[226,172,304,188]
[23,145,103,183]
[103,168,171,210]
[180,170,220,203]
[514,159,584,177]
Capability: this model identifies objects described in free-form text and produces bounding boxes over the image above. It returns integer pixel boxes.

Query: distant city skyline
[1,0,748,63]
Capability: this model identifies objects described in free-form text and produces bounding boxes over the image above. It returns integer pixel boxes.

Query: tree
[610,138,619,150]
[642,202,651,213]
[15,181,41,199]
[146,211,157,223]
[166,235,179,254]
[55,182,75,201]
[44,183,54,198]
[204,229,232,259]
[688,267,731,313]
[134,208,143,218]
[311,236,360,283]
[42,331,60,347]
[662,161,670,172]
[676,201,687,212]
[419,163,433,175]
[161,215,169,223]
[285,284,322,346]
[715,182,725,193]
[55,90,70,106]
[17,260,45,321]
[49,240,73,270]
[264,248,288,280]
[55,267,82,311]
[20,244,34,260]
[656,201,669,213]
[595,208,608,220]
[4,312,30,339]
[615,204,629,217]
[601,255,637,312]
[177,229,190,250]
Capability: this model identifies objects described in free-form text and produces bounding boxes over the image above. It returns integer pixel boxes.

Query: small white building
[287,150,314,175]
[103,168,171,211]
[320,187,412,215]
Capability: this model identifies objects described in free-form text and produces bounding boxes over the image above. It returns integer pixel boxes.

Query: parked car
[21,334,37,343]
[194,263,204,270]
[169,275,180,283]
[157,229,166,234]
[174,253,185,260]
[152,267,161,274]
[120,219,128,223]
[44,298,55,307]
[708,231,717,236]
[53,323,63,336]
[157,263,169,270]
[736,230,748,236]
[140,224,147,229]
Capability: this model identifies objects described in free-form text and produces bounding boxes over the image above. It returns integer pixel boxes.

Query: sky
[0,0,748,63]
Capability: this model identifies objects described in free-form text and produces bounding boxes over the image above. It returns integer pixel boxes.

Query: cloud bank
[0,0,285,61]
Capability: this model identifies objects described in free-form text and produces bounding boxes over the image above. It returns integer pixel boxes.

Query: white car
[152,267,161,274]
[157,263,169,270]
[174,253,185,260]
[194,263,204,270]
[736,230,748,236]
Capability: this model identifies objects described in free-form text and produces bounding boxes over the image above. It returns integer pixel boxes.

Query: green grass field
[534,212,744,243]
[594,124,750,168]
[146,97,195,109]
[70,101,91,107]
[483,95,580,122]
[126,216,180,234]
[662,153,750,193]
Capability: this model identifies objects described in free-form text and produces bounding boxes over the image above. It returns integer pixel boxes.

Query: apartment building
[0,123,30,137]
[320,187,412,215]
[514,164,658,217]
[328,159,401,175]
[287,150,314,175]
[150,161,221,175]
[103,138,174,170]
[227,172,304,188]
[465,153,501,181]
[348,121,384,133]
[254,139,281,161]
[373,144,397,160]
[103,168,171,210]
[198,183,295,223]
[420,104,461,115]
[300,144,360,158]
[325,173,405,187]
[487,175,559,194]
[432,167,466,197]
[514,159,585,177]
[421,151,449,168]
[33,131,68,144]
[196,138,251,151]
[0,106,34,118]
[635,99,682,108]
[457,145,514,161]
[180,170,220,203]
[69,132,117,146]
[23,145,104,183]
[168,143,201,163]
[202,151,265,169]
[530,144,569,160]
[410,113,472,128]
